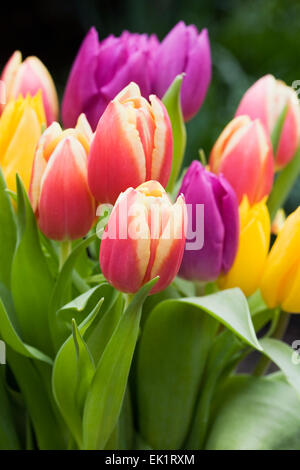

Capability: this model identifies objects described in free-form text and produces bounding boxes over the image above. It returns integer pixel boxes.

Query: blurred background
[1,0,300,362]
[1,0,299,211]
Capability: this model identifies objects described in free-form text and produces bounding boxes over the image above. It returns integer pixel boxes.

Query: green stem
[253,311,290,376]
[59,240,72,270]
[267,147,300,221]
[72,270,90,293]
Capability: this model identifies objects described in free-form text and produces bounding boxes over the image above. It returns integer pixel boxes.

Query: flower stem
[253,311,290,376]
[59,240,72,270]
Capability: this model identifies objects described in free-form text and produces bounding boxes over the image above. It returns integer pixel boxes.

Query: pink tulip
[29,114,95,240]
[100,181,187,294]
[235,75,300,169]
[1,50,59,125]
[210,116,274,205]
[88,82,173,204]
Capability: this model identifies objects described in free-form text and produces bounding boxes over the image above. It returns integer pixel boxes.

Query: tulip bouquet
[1,22,300,452]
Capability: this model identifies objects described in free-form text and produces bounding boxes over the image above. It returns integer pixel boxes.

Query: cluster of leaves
[1,169,300,450]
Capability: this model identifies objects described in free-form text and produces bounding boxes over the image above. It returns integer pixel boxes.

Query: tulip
[235,75,300,169]
[219,196,270,297]
[62,27,159,130]
[29,114,95,241]
[178,161,239,281]
[261,206,300,313]
[210,116,274,205]
[100,180,187,294]
[152,21,211,121]
[88,82,173,204]
[1,50,59,125]
[0,92,45,192]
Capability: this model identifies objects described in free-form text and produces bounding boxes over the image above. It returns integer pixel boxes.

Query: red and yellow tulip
[29,114,95,241]
[88,82,173,204]
[100,180,187,294]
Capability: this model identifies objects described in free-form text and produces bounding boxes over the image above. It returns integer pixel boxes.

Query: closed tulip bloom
[261,207,300,313]
[88,82,173,204]
[0,92,45,192]
[235,75,300,169]
[178,161,239,281]
[29,114,95,241]
[152,21,211,121]
[1,50,59,125]
[62,27,159,130]
[210,116,274,205]
[219,196,270,297]
[100,181,187,294]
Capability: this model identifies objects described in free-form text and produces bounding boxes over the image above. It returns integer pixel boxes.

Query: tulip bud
[62,27,159,130]
[100,180,187,294]
[0,92,46,192]
[88,82,173,204]
[210,116,274,205]
[235,75,300,169]
[152,21,212,121]
[29,114,95,241]
[219,196,270,297]
[261,206,300,313]
[1,51,59,125]
[178,161,239,281]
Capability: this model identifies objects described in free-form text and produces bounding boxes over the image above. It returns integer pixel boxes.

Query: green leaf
[82,277,158,450]
[206,375,300,450]
[260,337,300,394]
[137,302,217,450]
[0,368,20,450]
[52,299,103,447]
[163,74,186,193]
[11,176,54,356]
[49,233,97,349]
[8,348,66,449]
[271,104,288,155]
[151,288,261,351]
[0,169,17,289]
[0,298,52,364]
[267,146,300,220]
[72,319,95,415]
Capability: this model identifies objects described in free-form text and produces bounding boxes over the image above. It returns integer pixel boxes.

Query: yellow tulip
[219,196,270,297]
[261,206,300,313]
[0,92,45,192]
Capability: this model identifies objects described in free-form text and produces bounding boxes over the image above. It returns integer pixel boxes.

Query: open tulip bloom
[1,23,300,454]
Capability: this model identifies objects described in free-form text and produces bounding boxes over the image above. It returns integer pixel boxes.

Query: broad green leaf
[150,288,261,351]
[11,176,54,356]
[163,74,186,193]
[82,278,158,450]
[118,387,134,450]
[267,146,300,220]
[137,302,217,450]
[72,319,95,415]
[0,298,52,364]
[8,348,66,449]
[48,233,97,349]
[260,337,300,394]
[52,299,103,447]
[206,375,300,450]
[247,289,267,316]
[0,170,17,289]
[0,368,20,450]
[271,104,288,155]
[172,276,196,297]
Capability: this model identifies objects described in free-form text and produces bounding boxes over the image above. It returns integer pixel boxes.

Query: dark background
[1,0,300,360]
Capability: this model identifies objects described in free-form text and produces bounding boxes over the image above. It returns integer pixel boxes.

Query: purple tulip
[62,27,159,130]
[152,21,212,121]
[178,161,239,282]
